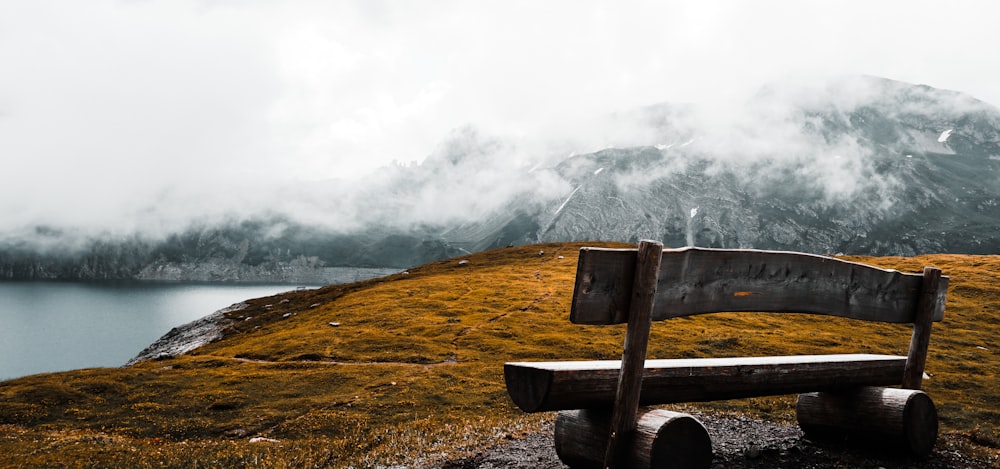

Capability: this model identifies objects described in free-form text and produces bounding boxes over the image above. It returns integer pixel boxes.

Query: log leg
[555,407,712,469]
[796,386,938,458]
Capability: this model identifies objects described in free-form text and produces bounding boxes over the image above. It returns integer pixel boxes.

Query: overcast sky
[1,0,998,234]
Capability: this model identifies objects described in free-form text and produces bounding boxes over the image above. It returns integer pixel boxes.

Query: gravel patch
[440,412,994,468]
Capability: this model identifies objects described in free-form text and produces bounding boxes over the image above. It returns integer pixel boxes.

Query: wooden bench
[504,241,948,468]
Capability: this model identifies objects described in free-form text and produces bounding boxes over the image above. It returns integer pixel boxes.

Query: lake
[0,282,312,380]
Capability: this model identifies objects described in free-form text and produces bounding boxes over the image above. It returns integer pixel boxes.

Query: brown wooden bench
[504,241,948,468]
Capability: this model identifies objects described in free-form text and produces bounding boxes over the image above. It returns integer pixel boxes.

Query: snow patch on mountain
[554,185,583,215]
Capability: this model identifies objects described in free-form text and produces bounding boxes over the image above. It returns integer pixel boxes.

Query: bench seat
[505,354,907,413]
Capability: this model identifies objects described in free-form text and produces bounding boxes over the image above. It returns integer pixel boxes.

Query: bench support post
[796,386,938,457]
[903,267,942,390]
[556,408,712,469]
[603,240,663,468]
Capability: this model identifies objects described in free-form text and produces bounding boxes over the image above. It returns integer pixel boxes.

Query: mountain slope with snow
[3,76,999,280]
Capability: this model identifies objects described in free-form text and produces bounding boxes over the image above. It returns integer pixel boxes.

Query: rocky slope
[477,76,1000,256]
[3,76,999,281]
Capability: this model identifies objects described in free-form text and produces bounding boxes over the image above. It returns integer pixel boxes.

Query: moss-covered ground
[1,242,998,467]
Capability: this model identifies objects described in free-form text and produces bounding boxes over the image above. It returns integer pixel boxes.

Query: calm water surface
[0,282,310,380]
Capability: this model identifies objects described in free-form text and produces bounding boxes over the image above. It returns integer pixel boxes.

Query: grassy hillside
[1,242,998,467]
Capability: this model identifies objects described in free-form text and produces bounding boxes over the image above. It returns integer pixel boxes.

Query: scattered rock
[279,299,290,304]
[310,303,321,308]
[282,313,293,319]
[329,322,341,327]
[458,260,470,266]
[248,437,279,443]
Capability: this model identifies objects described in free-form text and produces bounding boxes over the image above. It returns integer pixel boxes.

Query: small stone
[458,260,470,266]
[279,299,290,304]
[282,313,292,318]
[328,322,341,327]
[310,303,321,308]
[557,255,564,259]
[249,437,279,443]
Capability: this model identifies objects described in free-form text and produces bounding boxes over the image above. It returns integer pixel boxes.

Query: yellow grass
[1,242,998,467]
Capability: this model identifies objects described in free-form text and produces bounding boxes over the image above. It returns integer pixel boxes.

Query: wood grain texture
[570,247,949,325]
[796,387,938,457]
[903,267,943,390]
[603,240,662,468]
[505,354,907,413]
[555,408,712,469]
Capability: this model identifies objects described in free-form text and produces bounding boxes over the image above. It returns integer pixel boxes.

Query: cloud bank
[2,1,999,240]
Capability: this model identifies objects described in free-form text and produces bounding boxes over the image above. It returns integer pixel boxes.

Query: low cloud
[2,2,1000,248]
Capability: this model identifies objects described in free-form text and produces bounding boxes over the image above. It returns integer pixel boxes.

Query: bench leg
[554,407,712,469]
[796,386,938,458]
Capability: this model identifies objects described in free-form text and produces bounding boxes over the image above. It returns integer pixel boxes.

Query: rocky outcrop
[126,302,247,365]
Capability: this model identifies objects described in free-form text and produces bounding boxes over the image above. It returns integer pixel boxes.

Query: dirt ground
[439,412,995,469]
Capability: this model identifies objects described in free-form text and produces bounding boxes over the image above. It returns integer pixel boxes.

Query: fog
[2,1,999,243]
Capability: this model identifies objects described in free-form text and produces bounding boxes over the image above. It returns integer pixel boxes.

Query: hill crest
[1,243,998,467]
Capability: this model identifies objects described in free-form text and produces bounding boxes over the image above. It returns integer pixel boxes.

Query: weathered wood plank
[571,247,949,325]
[796,387,938,457]
[604,240,662,468]
[504,354,907,413]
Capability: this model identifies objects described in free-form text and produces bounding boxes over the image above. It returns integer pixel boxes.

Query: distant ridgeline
[0,222,432,283]
[3,76,1000,282]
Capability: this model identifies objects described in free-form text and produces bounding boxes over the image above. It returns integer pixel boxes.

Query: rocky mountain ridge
[3,76,999,281]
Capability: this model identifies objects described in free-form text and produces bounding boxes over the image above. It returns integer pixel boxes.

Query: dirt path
[440,412,994,469]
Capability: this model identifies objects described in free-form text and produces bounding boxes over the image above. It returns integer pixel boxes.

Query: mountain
[2,76,999,281]
[449,76,1000,256]
[0,219,456,282]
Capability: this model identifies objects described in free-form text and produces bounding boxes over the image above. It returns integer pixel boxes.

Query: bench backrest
[571,246,948,325]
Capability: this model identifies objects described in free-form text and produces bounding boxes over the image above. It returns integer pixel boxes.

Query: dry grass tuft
[1,243,998,466]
